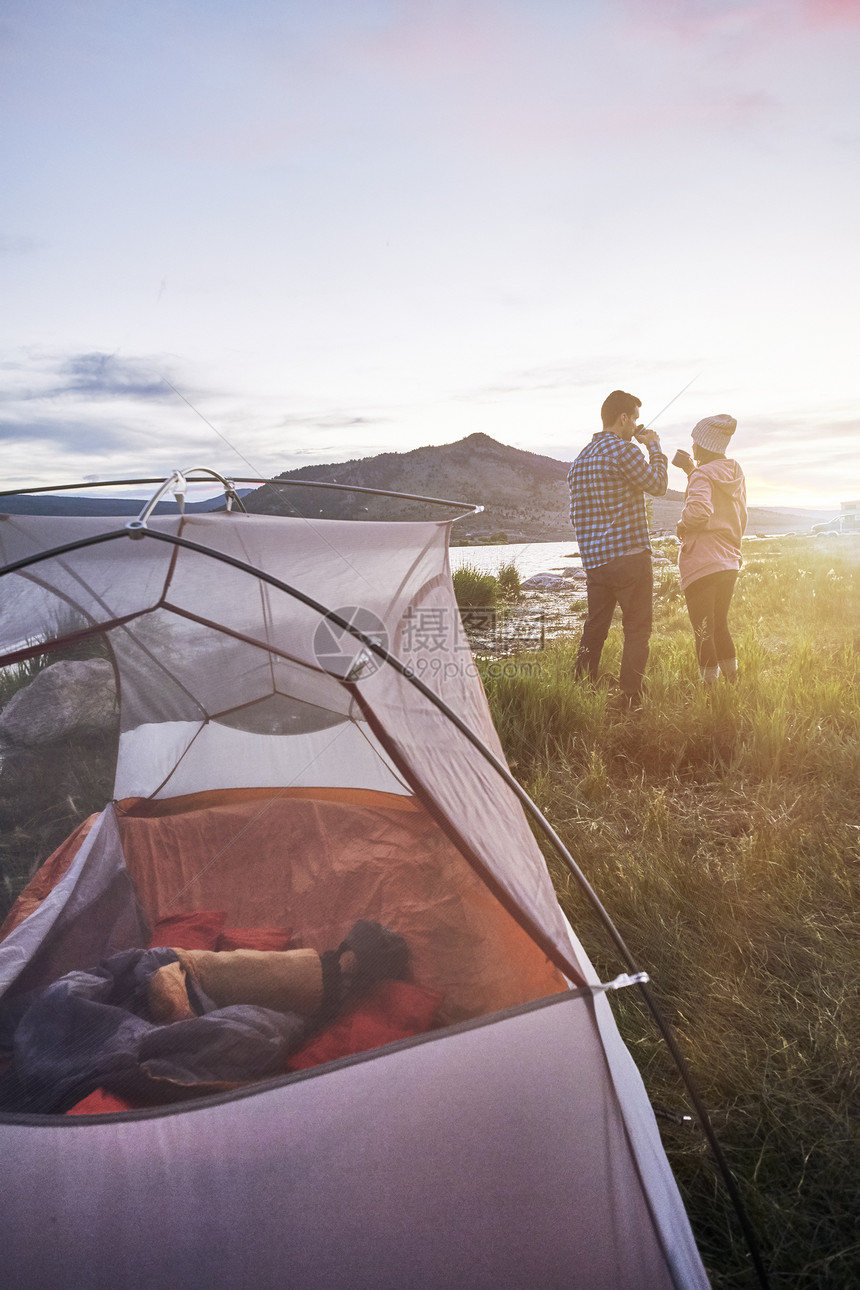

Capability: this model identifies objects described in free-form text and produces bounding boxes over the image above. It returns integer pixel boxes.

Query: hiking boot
[320,921,410,1018]
[338,920,410,989]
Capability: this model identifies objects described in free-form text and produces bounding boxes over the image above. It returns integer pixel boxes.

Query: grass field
[479,535,859,1289]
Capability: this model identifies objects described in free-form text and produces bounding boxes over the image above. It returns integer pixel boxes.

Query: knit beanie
[692,414,737,455]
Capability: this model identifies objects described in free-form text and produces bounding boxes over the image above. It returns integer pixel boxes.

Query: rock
[521,573,567,589]
[0,659,118,748]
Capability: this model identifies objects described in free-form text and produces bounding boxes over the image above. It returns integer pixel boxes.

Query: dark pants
[575,551,653,698]
[683,569,738,670]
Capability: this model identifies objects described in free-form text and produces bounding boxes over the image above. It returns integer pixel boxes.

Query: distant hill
[0,491,250,517]
[242,433,835,539]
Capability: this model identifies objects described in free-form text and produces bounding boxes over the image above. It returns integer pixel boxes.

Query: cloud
[0,349,181,407]
[729,415,860,502]
[619,0,776,41]
[276,412,388,430]
[0,348,229,481]
[329,0,790,161]
[460,357,702,402]
[0,418,140,454]
[282,446,340,458]
[621,0,860,41]
[53,352,171,401]
[0,233,44,255]
[800,0,860,26]
[741,414,860,450]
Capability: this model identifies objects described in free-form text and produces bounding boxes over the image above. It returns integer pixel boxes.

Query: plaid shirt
[567,430,668,570]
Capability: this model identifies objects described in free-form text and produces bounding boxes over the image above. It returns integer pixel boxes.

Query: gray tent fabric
[2,994,704,1290]
[0,506,711,1287]
[0,809,148,1000]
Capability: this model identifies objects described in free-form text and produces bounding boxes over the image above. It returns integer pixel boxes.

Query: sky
[2,0,859,509]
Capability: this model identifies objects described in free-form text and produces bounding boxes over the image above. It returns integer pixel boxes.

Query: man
[567,389,667,704]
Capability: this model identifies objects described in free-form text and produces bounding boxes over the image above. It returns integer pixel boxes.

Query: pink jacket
[677,458,747,592]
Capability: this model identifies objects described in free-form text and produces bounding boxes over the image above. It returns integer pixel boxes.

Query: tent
[0,486,711,1288]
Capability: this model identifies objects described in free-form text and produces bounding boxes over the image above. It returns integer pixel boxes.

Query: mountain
[242,433,834,539]
[243,432,655,539]
[2,441,837,537]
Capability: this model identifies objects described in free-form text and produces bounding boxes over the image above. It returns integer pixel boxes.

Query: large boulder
[521,573,566,589]
[0,659,118,748]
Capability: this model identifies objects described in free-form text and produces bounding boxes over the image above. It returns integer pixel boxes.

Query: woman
[674,414,747,684]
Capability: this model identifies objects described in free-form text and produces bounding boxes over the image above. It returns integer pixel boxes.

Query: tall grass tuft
[496,561,522,603]
[0,655,51,708]
[452,562,497,608]
[480,535,860,1288]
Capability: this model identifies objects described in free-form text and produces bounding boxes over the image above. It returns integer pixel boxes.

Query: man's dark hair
[601,390,641,427]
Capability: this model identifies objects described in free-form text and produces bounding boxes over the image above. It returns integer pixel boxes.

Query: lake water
[449,541,582,580]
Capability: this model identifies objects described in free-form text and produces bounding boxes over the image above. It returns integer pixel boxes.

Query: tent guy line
[162,377,391,600]
[156,377,440,600]
[158,377,265,480]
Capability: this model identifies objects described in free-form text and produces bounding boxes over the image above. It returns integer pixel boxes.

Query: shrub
[452,563,498,608]
[496,562,522,603]
[0,655,51,709]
